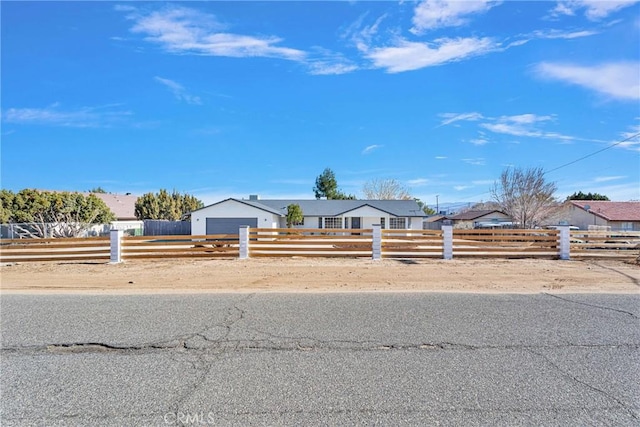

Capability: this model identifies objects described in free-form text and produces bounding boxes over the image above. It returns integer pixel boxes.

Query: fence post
[442,223,453,260]
[372,224,382,260]
[558,225,570,260]
[239,226,250,259]
[110,229,123,264]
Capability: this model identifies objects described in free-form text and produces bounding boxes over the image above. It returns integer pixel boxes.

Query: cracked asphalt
[1,293,638,426]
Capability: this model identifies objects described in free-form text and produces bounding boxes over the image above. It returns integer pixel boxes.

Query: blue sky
[2,1,639,210]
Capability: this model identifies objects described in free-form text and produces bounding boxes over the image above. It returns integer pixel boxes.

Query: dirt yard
[1,258,638,294]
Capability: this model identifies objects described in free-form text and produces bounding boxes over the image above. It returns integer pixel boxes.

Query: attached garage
[206,217,258,235]
[190,198,283,236]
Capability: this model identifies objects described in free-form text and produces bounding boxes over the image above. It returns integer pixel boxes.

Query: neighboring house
[190,197,427,235]
[566,201,640,231]
[423,214,448,230]
[84,193,143,235]
[448,210,513,229]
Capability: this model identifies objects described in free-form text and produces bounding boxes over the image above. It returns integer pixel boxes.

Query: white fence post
[558,225,570,260]
[372,224,382,260]
[110,229,123,264]
[442,224,453,260]
[239,226,250,259]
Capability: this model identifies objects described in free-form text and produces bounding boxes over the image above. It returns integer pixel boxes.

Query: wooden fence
[121,235,239,259]
[452,229,560,258]
[249,228,373,257]
[0,237,111,262]
[1,228,638,263]
[570,230,640,259]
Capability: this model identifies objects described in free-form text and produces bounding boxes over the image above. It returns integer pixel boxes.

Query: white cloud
[618,122,640,150]
[407,178,430,186]
[462,158,486,166]
[411,0,499,33]
[532,29,599,39]
[550,0,639,20]
[438,112,484,126]
[536,61,640,101]
[480,114,578,140]
[125,6,306,61]
[470,138,490,146]
[593,176,625,182]
[367,37,497,73]
[362,144,383,154]
[154,76,202,105]
[2,103,132,128]
[435,156,447,159]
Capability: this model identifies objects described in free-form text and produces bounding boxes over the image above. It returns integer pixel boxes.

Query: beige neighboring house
[566,201,640,231]
[448,210,513,229]
[84,193,143,235]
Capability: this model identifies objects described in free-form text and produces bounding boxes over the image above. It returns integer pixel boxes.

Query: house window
[390,217,407,229]
[620,222,633,231]
[380,217,386,229]
[324,217,343,229]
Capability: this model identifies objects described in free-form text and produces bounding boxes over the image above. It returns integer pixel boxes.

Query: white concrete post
[110,229,123,264]
[558,225,570,260]
[442,224,453,260]
[239,226,250,259]
[372,224,382,261]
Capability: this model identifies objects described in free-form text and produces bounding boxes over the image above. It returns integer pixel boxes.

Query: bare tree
[491,167,557,228]
[362,179,412,200]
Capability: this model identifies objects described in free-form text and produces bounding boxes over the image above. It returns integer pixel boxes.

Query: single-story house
[84,192,143,235]
[190,197,427,235]
[566,201,640,231]
[448,210,513,229]
[423,214,449,230]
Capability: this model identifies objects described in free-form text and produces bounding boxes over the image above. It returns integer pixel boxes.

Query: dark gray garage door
[206,217,258,234]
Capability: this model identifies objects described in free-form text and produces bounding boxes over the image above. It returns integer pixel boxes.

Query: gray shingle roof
[194,199,427,217]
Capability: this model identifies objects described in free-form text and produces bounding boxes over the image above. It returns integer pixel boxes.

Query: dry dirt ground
[1,258,639,294]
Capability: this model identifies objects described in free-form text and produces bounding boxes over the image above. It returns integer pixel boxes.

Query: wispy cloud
[154,76,202,105]
[550,0,639,21]
[411,0,500,34]
[462,158,486,166]
[366,37,498,73]
[362,144,383,154]
[2,103,132,128]
[470,138,490,146]
[438,112,484,127]
[123,6,306,61]
[407,178,430,186]
[594,176,625,182]
[618,121,640,151]
[536,61,640,101]
[530,28,599,40]
[480,114,579,141]
[435,156,448,160]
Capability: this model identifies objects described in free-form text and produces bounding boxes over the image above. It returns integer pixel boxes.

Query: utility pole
[436,195,439,214]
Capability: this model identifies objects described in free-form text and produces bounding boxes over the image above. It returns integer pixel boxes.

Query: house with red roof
[567,201,640,231]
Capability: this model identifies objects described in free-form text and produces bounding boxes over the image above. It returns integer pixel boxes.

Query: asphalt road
[1,293,639,426]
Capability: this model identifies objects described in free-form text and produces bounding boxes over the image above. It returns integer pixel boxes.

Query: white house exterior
[191,198,427,235]
[448,210,513,229]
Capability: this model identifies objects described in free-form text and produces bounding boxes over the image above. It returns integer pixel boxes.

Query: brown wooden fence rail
[0,236,111,262]
[570,230,640,259]
[381,229,443,258]
[121,235,240,260]
[452,229,560,258]
[249,228,374,257]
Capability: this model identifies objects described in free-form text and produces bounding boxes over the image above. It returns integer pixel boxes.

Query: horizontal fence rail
[2,226,638,263]
[0,236,111,262]
[121,234,240,260]
[381,229,443,258]
[249,228,373,258]
[570,230,640,259]
[452,229,560,258]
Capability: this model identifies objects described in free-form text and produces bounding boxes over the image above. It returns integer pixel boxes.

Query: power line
[545,131,640,175]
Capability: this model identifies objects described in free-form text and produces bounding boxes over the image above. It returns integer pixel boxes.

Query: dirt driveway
[1,258,638,294]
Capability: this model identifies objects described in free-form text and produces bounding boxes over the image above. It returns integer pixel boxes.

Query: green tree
[135,189,204,220]
[285,203,304,228]
[491,167,557,228]
[1,189,115,237]
[566,191,609,201]
[89,187,107,193]
[0,189,15,223]
[414,199,436,215]
[313,168,355,200]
